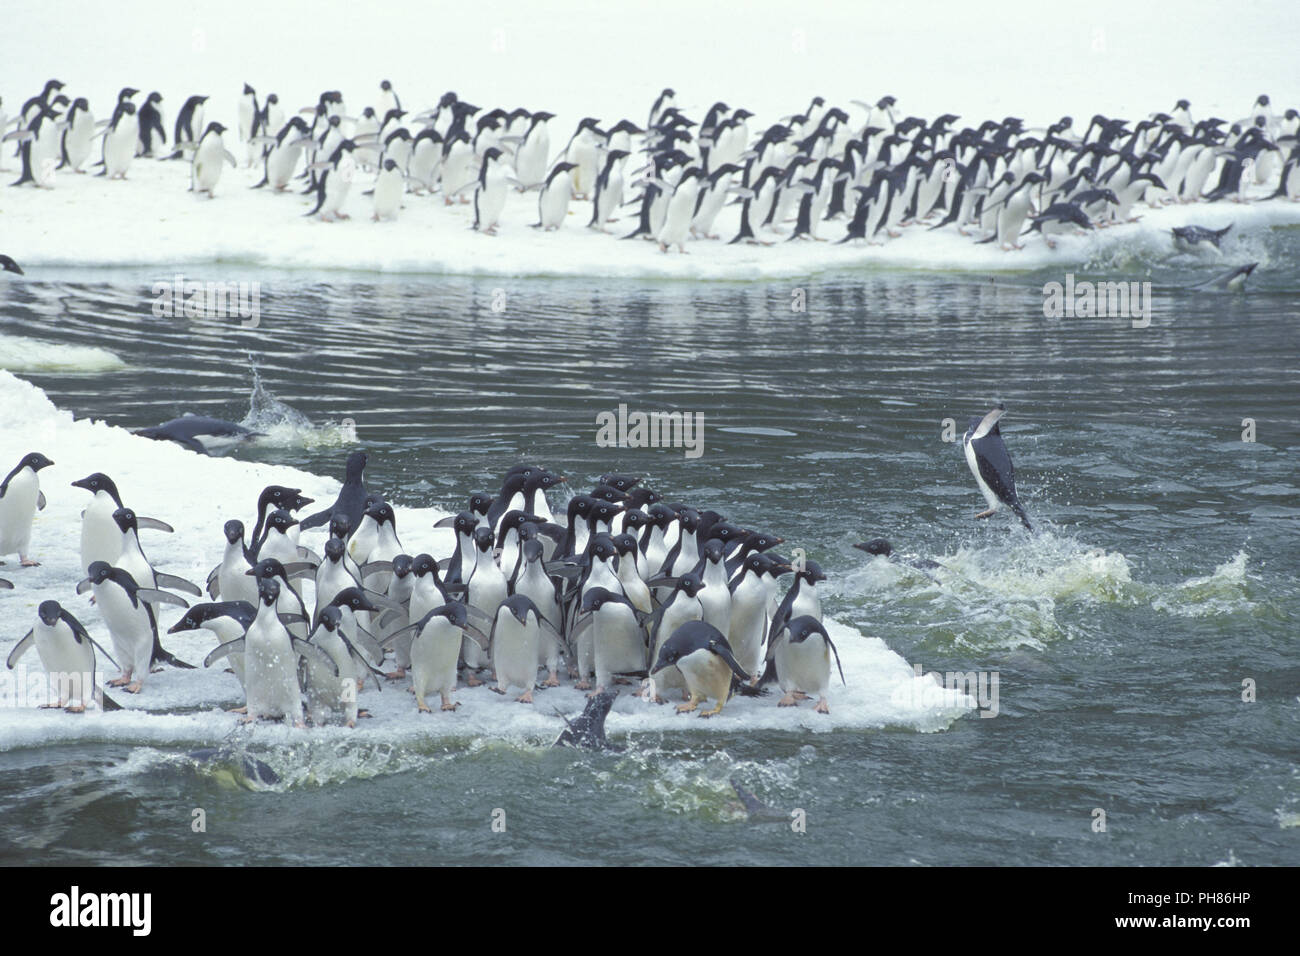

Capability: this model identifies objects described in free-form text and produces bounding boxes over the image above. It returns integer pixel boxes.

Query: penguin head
[501,594,538,625]
[112,508,138,534]
[744,531,782,553]
[567,495,597,521]
[611,533,639,558]
[364,501,395,528]
[223,519,245,544]
[580,586,624,614]
[260,485,314,514]
[701,539,725,564]
[589,483,629,504]
[258,577,281,606]
[267,93,278,105]
[589,501,622,527]
[71,472,119,501]
[205,122,227,138]
[620,510,648,533]
[522,539,545,565]
[482,146,504,164]
[589,533,618,563]
[451,511,478,538]
[472,526,495,552]
[674,572,704,598]
[380,80,393,92]
[799,560,827,584]
[16,451,53,473]
[243,83,256,96]
[319,605,343,632]
[646,503,676,529]
[392,554,414,579]
[708,523,746,548]
[1256,95,1270,108]
[329,513,351,541]
[600,473,641,492]
[118,87,139,101]
[412,553,438,578]
[330,587,378,614]
[86,561,114,585]
[383,158,398,173]
[741,552,768,577]
[37,600,63,627]
[760,554,795,578]
[675,508,701,534]
[324,537,346,563]
[266,509,298,536]
[467,492,493,517]
[249,558,287,583]
[854,538,893,557]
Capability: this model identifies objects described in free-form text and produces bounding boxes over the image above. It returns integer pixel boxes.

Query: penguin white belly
[492,615,538,695]
[675,650,730,708]
[466,568,506,668]
[408,141,440,192]
[568,138,599,197]
[194,138,227,195]
[963,437,999,511]
[699,585,732,636]
[475,169,508,233]
[81,494,122,572]
[515,130,549,187]
[726,586,767,677]
[593,606,644,690]
[775,637,830,698]
[595,168,624,227]
[65,115,96,172]
[104,120,137,179]
[538,173,572,229]
[95,585,153,683]
[372,167,403,221]
[410,616,461,708]
[268,143,301,190]
[244,619,302,722]
[34,622,96,706]
[651,601,702,694]
[0,468,40,556]
[313,630,360,724]
[997,190,1032,248]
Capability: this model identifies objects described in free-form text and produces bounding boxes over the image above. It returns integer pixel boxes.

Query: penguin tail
[98,687,124,711]
[1012,502,1033,531]
[153,640,196,669]
[730,676,767,698]
[757,657,780,688]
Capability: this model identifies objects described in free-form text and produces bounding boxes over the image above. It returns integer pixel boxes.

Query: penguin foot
[542,673,560,687]
[675,700,699,714]
[357,709,373,719]
[125,682,143,694]
[228,706,248,714]
[814,698,830,714]
[793,691,810,700]
[465,673,484,687]
[575,679,591,690]
[39,703,62,709]
[384,669,407,680]
[516,690,534,704]
[440,698,459,712]
[974,508,997,519]
[19,558,40,567]
[417,699,432,713]
[108,676,129,687]
[492,686,507,695]
[65,704,86,714]
[778,693,799,707]
[699,704,723,718]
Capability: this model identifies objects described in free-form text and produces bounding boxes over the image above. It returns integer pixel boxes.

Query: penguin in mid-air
[7,600,122,712]
[0,452,54,566]
[650,620,751,717]
[962,404,1032,530]
[1171,224,1232,253]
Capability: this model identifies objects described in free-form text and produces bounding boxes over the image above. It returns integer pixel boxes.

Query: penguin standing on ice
[0,452,53,567]
[191,121,236,197]
[59,98,96,172]
[532,161,576,230]
[766,615,844,714]
[473,146,509,234]
[962,404,1032,530]
[651,620,750,717]
[7,600,121,712]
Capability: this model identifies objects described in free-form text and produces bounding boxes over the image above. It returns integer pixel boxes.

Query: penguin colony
[6,81,1299,250]
[7,448,913,723]
[0,407,1033,725]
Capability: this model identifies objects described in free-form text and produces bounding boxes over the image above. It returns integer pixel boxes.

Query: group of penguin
[0,402,1031,726]
[6,78,1298,251]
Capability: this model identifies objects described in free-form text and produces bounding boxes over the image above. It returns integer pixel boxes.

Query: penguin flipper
[37,490,46,510]
[136,516,175,533]
[709,638,751,683]
[6,629,35,669]
[155,572,202,597]
[136,587,191,609]
[204,639,245,668]
[291,639,338,677]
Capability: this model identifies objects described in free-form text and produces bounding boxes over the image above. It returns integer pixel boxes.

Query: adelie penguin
[0,452,54,567]
[962,404,1032,530]
[651,620,751,717]
[191,122,237,198]
[7,600,122,712]
[765,614,844,714]
[472,146,509,235]
[1171,224,1232,254]
[133,416,264,455]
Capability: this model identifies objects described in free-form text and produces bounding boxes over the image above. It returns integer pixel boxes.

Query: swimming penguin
[136,92,166,157]
[1171,224,1232,253]
[0,452,53,567]
[766,615,844,714]
[168,600,255,689]
[7,600,121,712]
[59,97,96,172]
[472,147,509,234]
[191,121,236,197]
[490,594,560,703]
[100,100,138,180]
[1190,261,1258,291]
[0,255,23,275]
[70,472,174,574]
[134,416,264,455]
[962,404,1032,530]
[305,138,359,221]
[532,161,576,230]
[651,620,750,717]
[552,690,622,751]
[372,158,405,221]
[82,561,188,694]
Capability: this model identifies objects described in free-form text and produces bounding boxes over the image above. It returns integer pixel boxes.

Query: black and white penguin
[191,121,236,197]
[533,161,576,230]
[574,586,647,696]
[0,255,23,276]
[168,600,255,689]
[134,416,263,454]
[1171,224,1232,253]
[83,561,188,694]
[168,94,208,159]
[7,600,121,712]
[100,99,138,180]
[59,97,96,172]
[135,91,166,157]
[305,138,359,221]
[69,472,174,574]
[588,148,630,231]
[490,594,559,703]
[397,602,472,713]
[650,620,750,717]
[767,615,844,714]
[512,110,554,189]
[0,452,53,566]
[962,404,1032,529]
[473,146,509,234]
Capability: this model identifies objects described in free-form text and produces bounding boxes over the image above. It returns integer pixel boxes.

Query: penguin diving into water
[962,403,1032,530]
